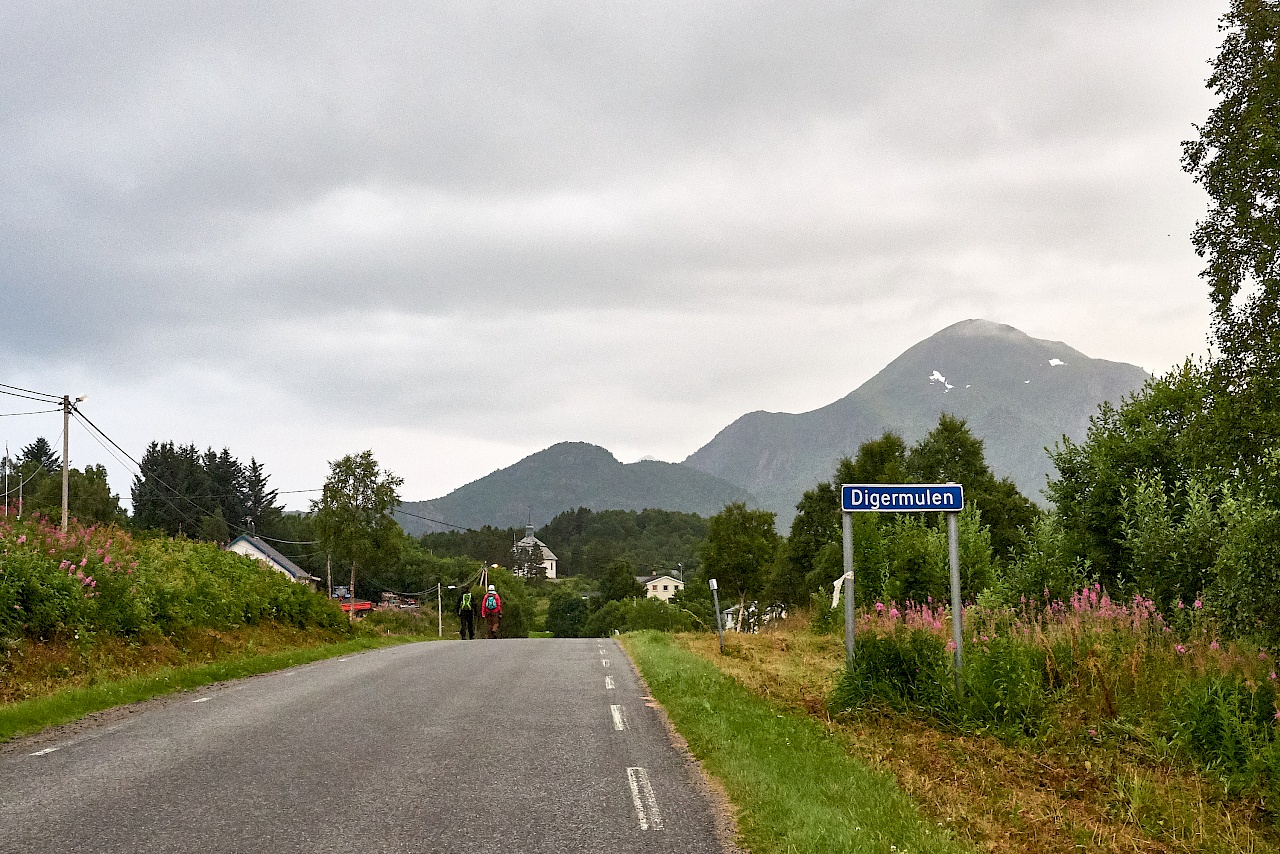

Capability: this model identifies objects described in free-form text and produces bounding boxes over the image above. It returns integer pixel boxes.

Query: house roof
[514,526,558,561]
[636,574,684,585]
[226,534,315,582]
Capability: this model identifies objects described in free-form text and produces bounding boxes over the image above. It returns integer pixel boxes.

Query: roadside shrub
[809,593,839,636]
[0,516,345,644]
[545,588,589,638]
[963,636,1053,736]
[363,608,431,635]
[1162,675,1278,788]
[996,513,1092,607]
[830,628,957,720]
[584,597,694,637]
[1210,487,1280,646]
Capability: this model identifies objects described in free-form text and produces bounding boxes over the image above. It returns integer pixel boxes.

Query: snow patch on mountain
[1049,358,1065,367]
[929,370,954,391]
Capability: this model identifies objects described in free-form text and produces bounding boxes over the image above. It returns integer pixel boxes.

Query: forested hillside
[396,442,753,534]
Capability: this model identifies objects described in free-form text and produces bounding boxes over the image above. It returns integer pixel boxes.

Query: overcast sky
[1,1,1226,509]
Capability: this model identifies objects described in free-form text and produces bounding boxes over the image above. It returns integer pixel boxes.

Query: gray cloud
[0,0,1226,502]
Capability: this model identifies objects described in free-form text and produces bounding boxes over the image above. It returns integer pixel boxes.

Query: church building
[512,525,558,579]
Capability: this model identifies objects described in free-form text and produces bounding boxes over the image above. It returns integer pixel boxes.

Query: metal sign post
[946,511,963,690]
[709,578,724,655]
[842,512,855,665]
[840,483,965,683]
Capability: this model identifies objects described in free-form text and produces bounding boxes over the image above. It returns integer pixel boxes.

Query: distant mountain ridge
[683,319,1149,526]
[395,442,755,536]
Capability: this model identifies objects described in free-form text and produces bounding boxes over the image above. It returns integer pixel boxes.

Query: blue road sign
[841,483,964,513]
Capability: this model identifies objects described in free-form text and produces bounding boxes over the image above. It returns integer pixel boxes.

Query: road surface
[0,638,730,853]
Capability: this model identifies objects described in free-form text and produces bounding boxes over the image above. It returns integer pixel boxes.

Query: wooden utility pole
[326,554,332,599]
[350,561,356,623]
[61,395,70,533]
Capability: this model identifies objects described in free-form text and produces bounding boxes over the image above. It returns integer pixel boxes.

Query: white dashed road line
[626,767,664,831]
[610,704,627,731]
[605,675,615,690]
[28,747,59,757]
[601,659,610,667]
[191,697,211,704]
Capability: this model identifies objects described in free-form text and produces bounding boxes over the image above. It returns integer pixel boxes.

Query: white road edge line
[610,704,626,731]
[605,675,615,690]
[626,767,664,831]
[191,697,211,704]
[29,747,59,757]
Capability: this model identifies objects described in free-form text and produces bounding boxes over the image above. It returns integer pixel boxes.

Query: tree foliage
[313,451,403,580]
[25,464,126,527]
[1183,0,1280,477]
[130,442,285,542]
[701,502,779,613]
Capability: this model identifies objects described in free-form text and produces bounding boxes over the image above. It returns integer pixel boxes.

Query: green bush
[0,517,346,643]
[545,588,590,637]
[830,627,1057,738]
[583,597,695,637]
[830,629,958,720]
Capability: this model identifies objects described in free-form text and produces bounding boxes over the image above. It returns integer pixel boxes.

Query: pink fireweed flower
[1210,641,1220,650]
[1175,644,1187,654]
[1177,600,1185,610]
[1261,652,1270,661]
[79,557,87,567]
[1088,728,1097,737]
[875,602,885,612]
[16,535,25,544]
[1269,672,1277,681]
[945,641,956,652]
[103,554,111,565]
[1193,600,1203,609]
[888,608,900,619]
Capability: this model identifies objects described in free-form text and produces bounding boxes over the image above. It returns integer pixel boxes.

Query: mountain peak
[684,321,1149,525]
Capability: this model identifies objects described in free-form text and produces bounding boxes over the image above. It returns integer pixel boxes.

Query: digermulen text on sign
[841,483,964,513]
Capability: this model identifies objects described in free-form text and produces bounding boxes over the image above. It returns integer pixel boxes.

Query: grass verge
[0,633,426,743]
[674,618,1279,854]
[622,630,971,854]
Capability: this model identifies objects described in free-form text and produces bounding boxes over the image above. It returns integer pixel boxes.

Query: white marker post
[709,578,724,655]
[840,483,965,682]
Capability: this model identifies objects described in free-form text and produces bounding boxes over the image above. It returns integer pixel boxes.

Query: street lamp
[437,583,457,637]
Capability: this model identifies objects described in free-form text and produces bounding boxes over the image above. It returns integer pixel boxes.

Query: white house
[225,534,318,587]
[512,525,558,579]
[636,574,684,602]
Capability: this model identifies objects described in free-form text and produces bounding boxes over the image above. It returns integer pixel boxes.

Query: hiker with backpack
[456,588,476,640]
[481,584,502,638]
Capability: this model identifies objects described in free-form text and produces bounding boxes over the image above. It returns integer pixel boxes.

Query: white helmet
[487,584,496,593]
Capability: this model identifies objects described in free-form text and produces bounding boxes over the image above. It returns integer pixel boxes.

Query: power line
[71,409,259,539]
[0,382,61,401]
[0,387,62,405]
[394,507,474,532]
[0,408,61,417]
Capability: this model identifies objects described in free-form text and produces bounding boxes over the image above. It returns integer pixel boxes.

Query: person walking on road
[481,584,503,638]
[456,588,476,640]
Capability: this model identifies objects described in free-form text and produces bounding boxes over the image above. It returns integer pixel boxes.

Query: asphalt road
[0,638,729,854]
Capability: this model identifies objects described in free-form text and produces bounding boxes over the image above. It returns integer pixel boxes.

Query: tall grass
[830,588,1280,823]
